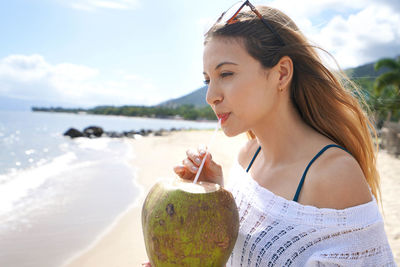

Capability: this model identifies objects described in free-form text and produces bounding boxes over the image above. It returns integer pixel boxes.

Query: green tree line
[32,104,216,121]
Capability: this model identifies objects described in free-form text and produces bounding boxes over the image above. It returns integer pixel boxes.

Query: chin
[221,126,243,137]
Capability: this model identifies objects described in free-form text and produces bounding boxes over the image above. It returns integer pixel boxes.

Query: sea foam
[0,137,139,267]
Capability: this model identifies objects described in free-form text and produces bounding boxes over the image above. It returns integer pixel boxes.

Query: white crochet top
[225,160,396,267]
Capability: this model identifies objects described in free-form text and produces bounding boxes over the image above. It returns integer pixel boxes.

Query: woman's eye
[203,72,233,85]
[221,72,233,78]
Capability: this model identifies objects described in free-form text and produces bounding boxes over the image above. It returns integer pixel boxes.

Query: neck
[251,99,325,167]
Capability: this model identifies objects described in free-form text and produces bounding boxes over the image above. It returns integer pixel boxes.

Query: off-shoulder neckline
[229,159,381,227]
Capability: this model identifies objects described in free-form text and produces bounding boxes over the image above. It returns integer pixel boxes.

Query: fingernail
[195,157,201,164]
[191,166,198,172]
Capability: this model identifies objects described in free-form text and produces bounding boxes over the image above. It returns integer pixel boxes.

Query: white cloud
[308,4,400,68]
[270,0,359,18]
[65,0,140,11]
[123,74,140,81]
[0,54,165,107]
[268,0,399,18]
[0,54,50,82]
[265,0,400,68]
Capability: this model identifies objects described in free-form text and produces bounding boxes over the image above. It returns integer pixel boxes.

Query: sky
[0,0,399,108]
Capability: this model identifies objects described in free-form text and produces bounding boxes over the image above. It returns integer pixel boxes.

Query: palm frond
[374,58,400,71]
[374,72,400,95]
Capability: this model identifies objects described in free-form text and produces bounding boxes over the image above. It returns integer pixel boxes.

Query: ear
[276,56,293,90]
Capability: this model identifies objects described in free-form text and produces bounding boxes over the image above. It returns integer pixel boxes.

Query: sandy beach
[63,130,400,266]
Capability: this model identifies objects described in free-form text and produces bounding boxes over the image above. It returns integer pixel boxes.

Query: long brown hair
[204,6,381,203]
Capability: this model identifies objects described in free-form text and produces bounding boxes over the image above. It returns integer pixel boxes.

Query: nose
[206,83,223,106]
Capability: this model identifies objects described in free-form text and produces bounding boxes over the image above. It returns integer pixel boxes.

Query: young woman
[143,1,395,266]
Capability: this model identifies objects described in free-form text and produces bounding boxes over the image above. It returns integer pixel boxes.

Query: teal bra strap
[292,144,350,202]
[246,146,261,173]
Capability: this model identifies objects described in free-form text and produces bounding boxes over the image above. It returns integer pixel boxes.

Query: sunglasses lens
[203,1,251,35]
[221,1,249,23]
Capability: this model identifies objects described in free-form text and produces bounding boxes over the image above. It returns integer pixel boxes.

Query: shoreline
[0,136,140,267]
[60,148,147,266]
[61,180,146,266]
[63,131,400,266]
[31,110,218,124]
[60,141,147,267]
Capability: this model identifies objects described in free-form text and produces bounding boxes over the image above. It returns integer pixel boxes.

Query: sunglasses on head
[207,0,285,46]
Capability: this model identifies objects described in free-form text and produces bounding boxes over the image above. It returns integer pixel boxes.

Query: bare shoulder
[238,138,259,169]
[302,147,373,209]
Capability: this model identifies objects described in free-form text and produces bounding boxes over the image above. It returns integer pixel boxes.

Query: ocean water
[0,111,217,267]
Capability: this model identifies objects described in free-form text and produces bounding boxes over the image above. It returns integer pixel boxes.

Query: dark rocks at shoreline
[64,128,84,138]
[63,126,182,139]
[83,126,104,138]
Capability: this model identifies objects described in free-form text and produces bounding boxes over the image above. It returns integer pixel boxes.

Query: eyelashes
[203,72,233,85]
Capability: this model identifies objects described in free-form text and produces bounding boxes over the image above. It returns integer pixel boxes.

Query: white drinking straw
[193,119,221,184]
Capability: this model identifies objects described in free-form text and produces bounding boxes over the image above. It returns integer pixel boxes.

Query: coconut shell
[142,178,239,267]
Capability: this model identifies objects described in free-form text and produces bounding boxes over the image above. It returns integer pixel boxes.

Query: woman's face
[203,37,281,137]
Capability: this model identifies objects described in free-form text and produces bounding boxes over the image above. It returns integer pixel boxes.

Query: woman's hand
[173,146,223,186]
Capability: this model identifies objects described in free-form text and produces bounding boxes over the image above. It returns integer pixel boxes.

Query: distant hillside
[345,56,398,80]
[158,86,208,108]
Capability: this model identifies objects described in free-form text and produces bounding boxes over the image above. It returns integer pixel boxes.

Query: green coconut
[141,177,239,267]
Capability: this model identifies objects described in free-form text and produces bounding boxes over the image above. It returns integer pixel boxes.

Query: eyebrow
[203,61,238,75]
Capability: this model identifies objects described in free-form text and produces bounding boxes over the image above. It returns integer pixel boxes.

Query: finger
[203,153,215,172]
[207,154,222,170]
[183,158,199,174]
[173,165,186,178]
[186,148,202,166]
[198,145,207,157]
[173,165,185,175]
[174,165,195,180]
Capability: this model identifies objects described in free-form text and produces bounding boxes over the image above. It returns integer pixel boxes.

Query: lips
[217,113,231,124]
